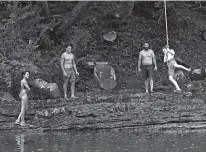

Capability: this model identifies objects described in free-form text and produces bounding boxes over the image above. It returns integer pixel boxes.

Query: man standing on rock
[61,45,79,100]
[138,43,157,93]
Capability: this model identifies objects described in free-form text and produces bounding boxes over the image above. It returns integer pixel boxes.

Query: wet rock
[52,108,60,115]
[187,80,206,93]
[189,68,206,81]
[46,83,61,98]
[0,92,16,102]
[44,110,49,117]
[0,88,205,131]
[103,31,117,42]
[33,78,61,99]
[35,106,68,118]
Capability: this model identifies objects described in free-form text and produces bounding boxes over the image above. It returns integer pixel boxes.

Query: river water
[0,129,206,152]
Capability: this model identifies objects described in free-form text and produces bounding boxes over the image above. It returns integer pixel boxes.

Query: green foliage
[0,2,42,89]
[0,1,206,93]
[65,27,92,56]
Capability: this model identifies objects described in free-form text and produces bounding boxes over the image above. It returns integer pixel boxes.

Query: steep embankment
[46,1,206,92]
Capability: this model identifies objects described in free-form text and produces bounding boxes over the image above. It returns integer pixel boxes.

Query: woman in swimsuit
[15,71,31,126]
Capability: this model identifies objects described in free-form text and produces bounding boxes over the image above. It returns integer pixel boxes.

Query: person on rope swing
[60,44,79,100]
[15,71,31,127]
[163,45,191,92]
[138,43,157,93]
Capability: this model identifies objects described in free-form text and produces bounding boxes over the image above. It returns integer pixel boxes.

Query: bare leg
[63,79,69,99]
[169,75,181,90]
[71,81,75,98]
[16,95,28,126]
[145,79,149,93]
[16,114,21,124]
[150,78,154,92]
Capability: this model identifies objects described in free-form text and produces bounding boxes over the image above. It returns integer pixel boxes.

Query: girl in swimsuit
[15,71,31,126]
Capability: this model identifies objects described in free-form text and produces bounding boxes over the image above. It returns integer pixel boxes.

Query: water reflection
[1,129,206,152]
[15,134,25,152]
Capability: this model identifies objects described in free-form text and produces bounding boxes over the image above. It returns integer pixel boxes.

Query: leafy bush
[0,2,42,89]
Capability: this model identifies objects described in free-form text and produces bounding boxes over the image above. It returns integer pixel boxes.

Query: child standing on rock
[163,46,191,92]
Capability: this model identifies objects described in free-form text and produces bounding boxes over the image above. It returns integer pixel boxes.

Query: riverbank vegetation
[1,1,206,99]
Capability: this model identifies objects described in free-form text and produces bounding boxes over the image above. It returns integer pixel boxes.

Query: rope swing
[164,0,169,46]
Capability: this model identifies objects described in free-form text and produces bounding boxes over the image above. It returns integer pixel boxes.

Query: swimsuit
[19,83,28,98]
[64,68,76,82]
[142,65,153,79]
[63,53,76,82]
[140,49,154,79]
[167,58,177,77]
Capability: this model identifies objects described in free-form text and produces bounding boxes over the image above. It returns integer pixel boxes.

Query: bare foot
[15,120,20,125]
[71,96,79,99]
[174,89,182,93]
[20,122,28,127]
[64,96,69,100]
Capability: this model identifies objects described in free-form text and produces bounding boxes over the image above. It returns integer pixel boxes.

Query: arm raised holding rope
[163,47,191,92]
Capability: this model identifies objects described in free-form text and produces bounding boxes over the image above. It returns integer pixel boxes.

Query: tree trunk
[55,1,94,36]
[121,1,135,23]
[37,1,50,18]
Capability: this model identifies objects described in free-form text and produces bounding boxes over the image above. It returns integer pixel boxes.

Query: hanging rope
[164,0,169,46]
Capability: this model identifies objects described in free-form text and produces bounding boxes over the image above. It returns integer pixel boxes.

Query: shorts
[64,68,76,82]
[168,60,177,77]
[168,68,175,77]
[142,65,153,79]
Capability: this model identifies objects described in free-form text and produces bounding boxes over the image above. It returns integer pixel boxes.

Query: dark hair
[22,71,29,78]
[67,43,73,48]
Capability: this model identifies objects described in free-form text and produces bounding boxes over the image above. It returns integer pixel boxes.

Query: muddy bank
[1,87,206,132]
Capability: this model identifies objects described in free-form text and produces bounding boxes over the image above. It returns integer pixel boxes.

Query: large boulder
[103,31,117,42]
[94,63,117,90]
[0,92,16,102]
[33,79,61,99]
[189,68,206,81]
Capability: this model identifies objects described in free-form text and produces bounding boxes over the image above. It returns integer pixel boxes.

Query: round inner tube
[94,64,117,90]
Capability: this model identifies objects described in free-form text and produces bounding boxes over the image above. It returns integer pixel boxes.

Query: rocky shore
[1,84,206,133]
